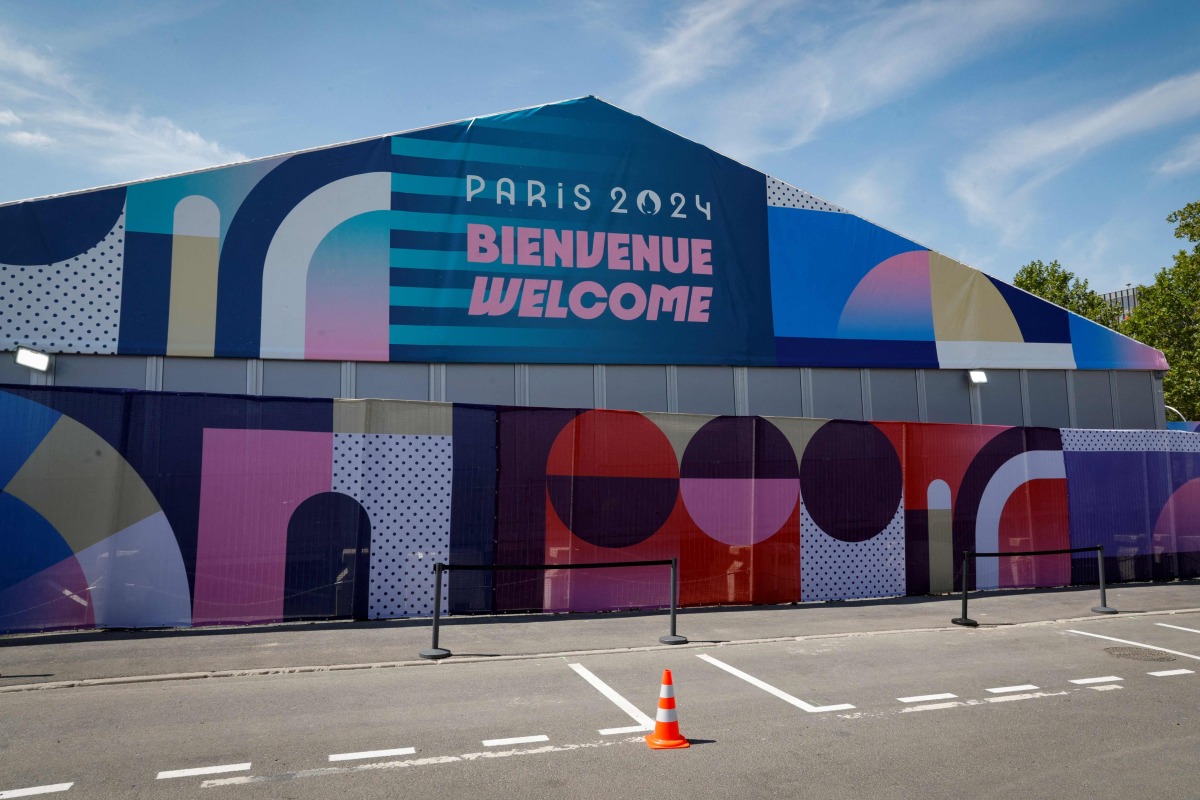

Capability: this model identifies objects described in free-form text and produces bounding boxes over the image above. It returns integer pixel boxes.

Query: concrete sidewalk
[2,580,1197,692]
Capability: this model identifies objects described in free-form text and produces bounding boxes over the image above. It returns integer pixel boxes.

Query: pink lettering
[687,285,712,322]
[690,239,712,275]
[648,285,689,321]
[544,229,573,267]
[632,235,660,272]
[569,281,607,319]
[501,226,515,265]
[607,233,631,270]
[663,237,690,274]
[518,278,548,317]
[517,227,541,266]
[544,279,569,318]
[467,223,498,263]
[468,276,523,316]
[609,282,647,321]
[576,232,605,269]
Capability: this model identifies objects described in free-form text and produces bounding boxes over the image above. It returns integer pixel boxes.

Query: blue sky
[1,0,1197,291]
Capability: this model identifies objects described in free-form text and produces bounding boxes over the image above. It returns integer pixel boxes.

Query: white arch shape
[259,172,392,359]
[974,449,1067,590]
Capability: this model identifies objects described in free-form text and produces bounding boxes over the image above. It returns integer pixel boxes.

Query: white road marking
[566,662,654,734]
[1156,623,1200,635]
[1069,676,1123,685]
[900,701,964,712]
[1067,629,1200,661]
[481,735,549,747]
[986,691,1068,703]
[157,763,252,780]
[0,784,73,799]
[898,693,957,703]
[1148,669,1195,677]
[328,747,416,762]
[697,653,854,712]
[201,737,643,788]
[1089,685,1123,691]
[986,684,1039,693]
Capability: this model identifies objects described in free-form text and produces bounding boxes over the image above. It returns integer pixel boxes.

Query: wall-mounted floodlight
[968,370,988,384]
[14,346,50,372]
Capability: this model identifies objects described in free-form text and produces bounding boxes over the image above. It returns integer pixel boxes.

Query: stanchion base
[659,634,688,645]
[419,648,452,660]
[951,617,979,627]
[1091,606,1118,615]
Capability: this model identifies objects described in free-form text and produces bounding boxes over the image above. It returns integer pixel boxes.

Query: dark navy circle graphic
[799,421,901,543]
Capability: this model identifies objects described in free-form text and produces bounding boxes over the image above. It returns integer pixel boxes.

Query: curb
[4,606,1197,694]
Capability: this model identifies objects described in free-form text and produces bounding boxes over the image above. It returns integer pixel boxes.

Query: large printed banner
[2,384,1197,634]
[0,97,1167,370]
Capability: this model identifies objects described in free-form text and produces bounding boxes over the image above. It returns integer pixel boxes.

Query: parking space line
[1148,669,1195,677]
[0,784,73,799]
[566,663,654,734]
[482,735,549,747]
[697,653,855,712]
[986,684,1039,693]
[1156,623,1200,635]
[1069,676,1122,685]
[157,763,251,780]
[898,693,957,703]
[328,747,416,762]
[1067,629,1200,661]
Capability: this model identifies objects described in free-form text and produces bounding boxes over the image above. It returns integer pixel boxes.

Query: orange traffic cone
[645,669,690,749]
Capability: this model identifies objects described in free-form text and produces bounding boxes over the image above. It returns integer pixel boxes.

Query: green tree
[1012,259,1121,328]
[1123,203,1200,420]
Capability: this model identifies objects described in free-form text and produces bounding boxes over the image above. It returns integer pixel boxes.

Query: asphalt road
[2,612,1197,799]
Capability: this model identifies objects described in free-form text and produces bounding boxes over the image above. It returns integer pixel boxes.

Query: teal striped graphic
[389,287,473,307]
[391,136,615,169]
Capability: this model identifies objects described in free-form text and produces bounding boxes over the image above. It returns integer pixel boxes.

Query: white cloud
[1158,132,1200,175]
[949,70,1200,239]
[0,27,246,189]
[623,0,791,111]
[6,130,53,148]
[621,0,1073,161]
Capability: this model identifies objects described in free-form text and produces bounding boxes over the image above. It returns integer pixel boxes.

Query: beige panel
[642,411,714,465]
[333,398,453,435]
[762,416,828,465]
[929,253,1023,343]
[167,234,220,357]
[5,416,161,552]
[927,508,955,593]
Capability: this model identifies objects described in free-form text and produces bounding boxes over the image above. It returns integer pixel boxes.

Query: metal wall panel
[0,351,31,385]
[162,356,248,394]
[979,369,1024,426]
[746,367,804,417]
[261,359,342,398]
[606,365,668,412]
[53,354,148,389]
[528,364,594,409]
[1114,370,1156,429]
[810,368,863,420]
[1073,371,1115,428]
[355,362,429,401]
[924,369,973,424]
[1027,370,1070,428]
[868,369,920,422]
[676,366,736,415]
[445,364,516,406]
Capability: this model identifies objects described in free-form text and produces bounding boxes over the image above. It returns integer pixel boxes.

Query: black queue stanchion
[952,545,1116,627]
[420,558,687,660]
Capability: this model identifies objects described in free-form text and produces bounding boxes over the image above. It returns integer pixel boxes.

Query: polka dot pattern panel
[1061,429,1200,453]
[332,433,452,619]
[766,177,847,213]
[800,498,906,602]
[0,207,124,353]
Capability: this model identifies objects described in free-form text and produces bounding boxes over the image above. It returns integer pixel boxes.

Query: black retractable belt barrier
[420,558,686,660]
[952,545,1116,627]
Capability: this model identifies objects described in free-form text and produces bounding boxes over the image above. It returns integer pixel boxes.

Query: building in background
[1102,286,1141,321]
[1,97,1170,428]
